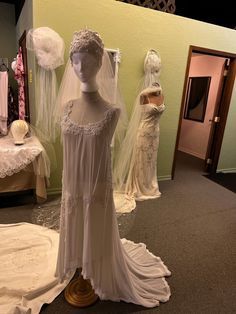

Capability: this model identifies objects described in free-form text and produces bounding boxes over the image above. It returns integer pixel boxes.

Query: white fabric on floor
[113,190,136,214]
[0,223,73,314]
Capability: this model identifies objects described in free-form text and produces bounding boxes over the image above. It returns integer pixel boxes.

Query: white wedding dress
[126,103,165,200]
[56,101,171,307]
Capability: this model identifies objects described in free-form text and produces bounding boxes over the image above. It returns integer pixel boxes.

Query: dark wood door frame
[172,45,236,179]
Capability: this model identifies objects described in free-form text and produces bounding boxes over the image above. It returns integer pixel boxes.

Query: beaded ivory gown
[56,101,171,307]
[126,102,165,200]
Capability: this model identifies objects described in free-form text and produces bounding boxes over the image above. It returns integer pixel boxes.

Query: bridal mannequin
[125,84,166,200]
[56,30,120,307]
[56,29,171,309]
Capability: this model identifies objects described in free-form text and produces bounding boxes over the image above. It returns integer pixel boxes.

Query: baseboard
[46,187,62,196]
[216,168,236,174]
[158,175,172,181]
[178,147,205,160]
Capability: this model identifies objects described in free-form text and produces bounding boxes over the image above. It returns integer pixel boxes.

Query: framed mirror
[184,76,211,122]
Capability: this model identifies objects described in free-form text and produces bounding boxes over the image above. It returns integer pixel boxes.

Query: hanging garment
[0,71,8,135]
[56,102,171,308]
[126,103,165,200]
[14,47,26,120]
[7,86,19,126]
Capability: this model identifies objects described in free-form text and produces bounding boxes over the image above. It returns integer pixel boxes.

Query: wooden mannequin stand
[64,269,98,307]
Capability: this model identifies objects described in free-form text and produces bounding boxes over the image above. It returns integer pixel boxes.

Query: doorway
[172,46,236,178]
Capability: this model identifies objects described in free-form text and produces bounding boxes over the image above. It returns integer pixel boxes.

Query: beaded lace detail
[61,101,115,135]
[69,29,104,59]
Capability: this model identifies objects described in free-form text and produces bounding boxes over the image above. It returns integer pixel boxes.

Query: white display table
[0,135,50,201]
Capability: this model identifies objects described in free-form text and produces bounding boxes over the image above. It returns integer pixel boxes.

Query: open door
[206,57,236,173]
[172,46,236,178]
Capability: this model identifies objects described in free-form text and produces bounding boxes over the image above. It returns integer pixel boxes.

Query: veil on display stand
[26,27,65,142]
[113,49,162,214]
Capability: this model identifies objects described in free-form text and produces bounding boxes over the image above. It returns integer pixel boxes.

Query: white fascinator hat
[26,27,65,141]
[10,119,29,145]
[26,27,65,71]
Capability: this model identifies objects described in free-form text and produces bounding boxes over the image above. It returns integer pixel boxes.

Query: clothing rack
[0,57,9,72]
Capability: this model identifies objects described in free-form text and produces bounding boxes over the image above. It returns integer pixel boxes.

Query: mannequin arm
[142,93,164,106]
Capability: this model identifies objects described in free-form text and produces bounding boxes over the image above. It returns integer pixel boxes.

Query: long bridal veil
[33,48,128,231]
[113,49,162,213]
[26,27,65,142]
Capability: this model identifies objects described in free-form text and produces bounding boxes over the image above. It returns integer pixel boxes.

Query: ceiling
[0,0,25,23]
[175,0,235,29]
[117,0,235,29]
[0,0,235,29]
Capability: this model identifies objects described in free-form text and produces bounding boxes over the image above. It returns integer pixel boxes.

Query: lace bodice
[61,101,117,136]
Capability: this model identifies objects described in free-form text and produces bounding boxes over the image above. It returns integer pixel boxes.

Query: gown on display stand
[126,102,165,200]
[55,100,171,307]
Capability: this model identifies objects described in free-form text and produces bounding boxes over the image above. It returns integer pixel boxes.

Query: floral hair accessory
[69,29,104,61]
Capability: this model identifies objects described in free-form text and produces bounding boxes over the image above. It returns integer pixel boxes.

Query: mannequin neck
[81,90,102,104]
[80,79,98,93]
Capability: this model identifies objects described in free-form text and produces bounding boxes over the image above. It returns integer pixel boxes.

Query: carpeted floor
[204,172,236,193]
[0,151,236,314]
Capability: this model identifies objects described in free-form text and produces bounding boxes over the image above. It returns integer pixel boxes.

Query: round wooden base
[64,274,98,308]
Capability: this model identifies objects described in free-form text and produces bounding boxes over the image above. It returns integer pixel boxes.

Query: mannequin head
[10,120,29,145]
[71,51,101,83]
[69,29,104,91]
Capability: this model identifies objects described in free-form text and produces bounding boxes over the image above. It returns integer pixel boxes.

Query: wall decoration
[116,0,176,13]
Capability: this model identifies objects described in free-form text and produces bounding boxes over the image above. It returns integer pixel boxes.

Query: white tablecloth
[0,135,50,200]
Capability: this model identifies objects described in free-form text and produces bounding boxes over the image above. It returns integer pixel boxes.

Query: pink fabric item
[14,47,26,120]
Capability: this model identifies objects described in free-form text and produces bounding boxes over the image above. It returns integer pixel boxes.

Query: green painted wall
[0,3,17,92]
[32,0,236,192]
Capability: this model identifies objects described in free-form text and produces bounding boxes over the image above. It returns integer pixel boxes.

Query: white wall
[178,55,226,159]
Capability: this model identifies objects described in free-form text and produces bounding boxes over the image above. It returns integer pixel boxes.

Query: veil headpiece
[69,29,104,61]
[27,27,65,71]
[26,27,65,142]
[143,49,162,87]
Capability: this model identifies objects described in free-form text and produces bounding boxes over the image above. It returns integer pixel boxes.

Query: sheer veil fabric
[113,49,163,213]
[55,31,171,308]
[53,49,127,147]
[26,27,65,142]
